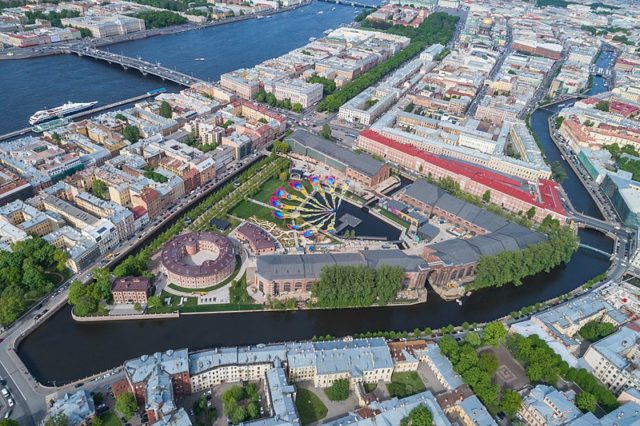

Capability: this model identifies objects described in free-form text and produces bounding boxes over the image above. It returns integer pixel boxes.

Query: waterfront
[10,6,620,387]
[528,49,615,219]
[19,227,611,385]
[0,1,358,135]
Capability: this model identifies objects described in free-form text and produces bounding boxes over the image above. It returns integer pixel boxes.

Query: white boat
[332,6,336,10]
[317,10,324,14]
[194,57,205,61]
[257,15,264,19]
[29,101,97,125]
[309,37,316,42]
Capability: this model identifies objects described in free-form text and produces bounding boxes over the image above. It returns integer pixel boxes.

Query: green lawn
[364,382,378,393]
[148,290,261,314]
[100,411,122,426]
[295,388,328,425]
[386,372,426,398]
[253,177,287,203]
[230,200,275,222]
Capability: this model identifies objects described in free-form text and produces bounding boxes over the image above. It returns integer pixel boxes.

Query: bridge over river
[68,47,204,87]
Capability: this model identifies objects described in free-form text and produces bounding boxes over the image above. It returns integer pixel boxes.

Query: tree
[51,132,61,144]
[147,295,163,309]
[91,179,109,200]
[123,125,141,143]
[44,414,68,426]
[482,190,491,203]
[292,102,303,113]
[551,161,567,182]
[501,390,522,417]
[576,391,598,413]
[400,405,432,426]
[595,101,609,112]
[464,331,481,347]
[115,113,128,122]
[134,302,142,311]
[0,419,19,426]
[526,206,536,220]
[159,101,172,118]
[325,379,350,401]
[482,322,507,346]
[116,392,138,420]
[579,321,616,342]
[319,124,332,140]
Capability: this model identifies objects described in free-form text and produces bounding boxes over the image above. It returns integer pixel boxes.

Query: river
[0,1,358,135]
[14,12,618,384]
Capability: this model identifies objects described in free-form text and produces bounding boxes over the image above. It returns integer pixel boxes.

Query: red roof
[610,101,639,117]
[359,130,566,215]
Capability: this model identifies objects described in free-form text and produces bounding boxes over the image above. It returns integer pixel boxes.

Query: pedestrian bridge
[579,243,612,257]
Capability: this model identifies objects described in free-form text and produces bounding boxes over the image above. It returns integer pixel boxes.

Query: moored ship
[29,101,97,125]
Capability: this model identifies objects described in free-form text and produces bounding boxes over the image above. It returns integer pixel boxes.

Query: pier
[0,92,157,142]
[68,47,204,86]
[316,0,377,8]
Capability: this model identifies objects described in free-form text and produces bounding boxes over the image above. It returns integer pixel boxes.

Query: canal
[13,12,619,385]
[528,48,616,218]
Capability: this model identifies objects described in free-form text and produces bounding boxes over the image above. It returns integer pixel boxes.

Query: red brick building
[111,276,150,304]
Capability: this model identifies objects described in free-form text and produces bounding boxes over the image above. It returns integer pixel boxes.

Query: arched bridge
[69,47,203,87]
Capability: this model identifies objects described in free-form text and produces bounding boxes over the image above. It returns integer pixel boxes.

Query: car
[1,388,9,398]
[74,382,84,388]
[7,398,14,407]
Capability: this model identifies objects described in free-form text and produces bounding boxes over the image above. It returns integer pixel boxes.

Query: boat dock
[0,91,157,142]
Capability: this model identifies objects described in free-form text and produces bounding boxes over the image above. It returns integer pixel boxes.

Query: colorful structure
[269,175,350,238]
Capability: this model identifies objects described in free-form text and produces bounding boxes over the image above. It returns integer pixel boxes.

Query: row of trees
[469,216,579,290]
[135,10,188,29]
[507,333,619,412]
[130,0,208,11]
[24,10,80,27]
[0,237,68,325]
[438,323,522,417]
[316,13,459,112]
[313,264,405,308]
[114,156,288,279]
[255,89,303,112]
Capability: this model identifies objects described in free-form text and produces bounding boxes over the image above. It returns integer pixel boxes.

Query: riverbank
[0,0,312,61]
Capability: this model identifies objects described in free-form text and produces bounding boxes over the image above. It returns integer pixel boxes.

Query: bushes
[325,379,350,401]
[579,320,616,342]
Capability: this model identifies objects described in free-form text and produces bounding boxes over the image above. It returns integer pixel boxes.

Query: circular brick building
[161,232,236,288]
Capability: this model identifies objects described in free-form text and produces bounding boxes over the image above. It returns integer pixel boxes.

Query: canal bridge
[317,0,377,8]
[579,243,612,258]
[68,47,203,87]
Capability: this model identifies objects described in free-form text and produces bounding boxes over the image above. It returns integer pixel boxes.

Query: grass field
[295,388,327,425]
[253,177,286,203]
[230,200,281,225]
[386,372,426,398]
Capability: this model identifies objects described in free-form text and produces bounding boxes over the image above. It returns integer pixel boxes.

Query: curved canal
[15,17,618,385]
